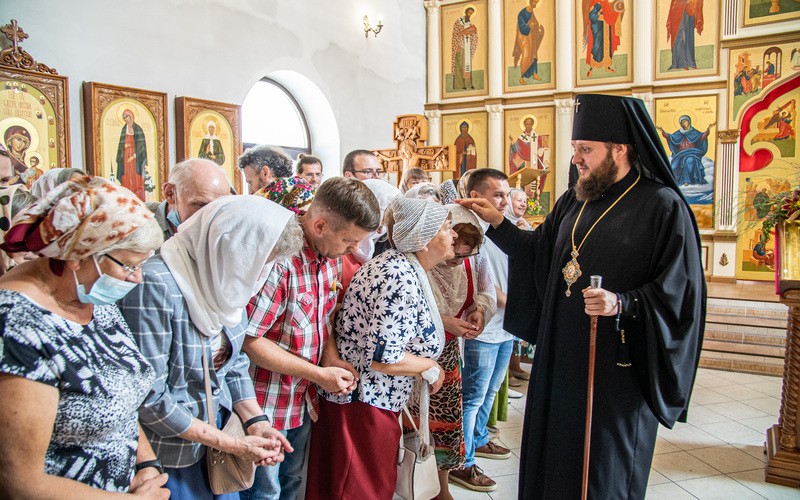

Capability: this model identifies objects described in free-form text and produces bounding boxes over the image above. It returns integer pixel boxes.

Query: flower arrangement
[525,196,541,216]
[758,188,800,244]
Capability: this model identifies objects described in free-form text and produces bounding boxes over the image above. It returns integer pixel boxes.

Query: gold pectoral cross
[562,248,582,297]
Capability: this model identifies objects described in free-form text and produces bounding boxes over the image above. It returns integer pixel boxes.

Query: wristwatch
[421,364,441,384]
[135,459,164,475]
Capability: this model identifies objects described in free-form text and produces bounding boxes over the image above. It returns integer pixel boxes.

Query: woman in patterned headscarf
[0,176,168,497]
[306,197,457,499]
[257,175,315,215]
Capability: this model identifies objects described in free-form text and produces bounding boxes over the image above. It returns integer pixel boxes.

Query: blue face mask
[166,207,182,228]
[74,255,138,305]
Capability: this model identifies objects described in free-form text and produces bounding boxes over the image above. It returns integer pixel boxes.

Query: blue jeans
[164,458,240,500]
[165,410,239,500]
[461,339,513,468]
[239,412,312,500]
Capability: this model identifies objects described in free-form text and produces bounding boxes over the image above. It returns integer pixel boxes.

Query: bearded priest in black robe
[459,93,706,499]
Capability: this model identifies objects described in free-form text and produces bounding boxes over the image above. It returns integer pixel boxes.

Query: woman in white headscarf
[118,195,301,499]
[360,178,401,259]
[505,188,533,230]
[404,181,443,203]
[503,189,534,381]
[338,179,402,302]
[421,204,496,499]
[306,197,457,499]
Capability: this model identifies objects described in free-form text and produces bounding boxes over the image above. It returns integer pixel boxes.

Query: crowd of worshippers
[0,94,704,500]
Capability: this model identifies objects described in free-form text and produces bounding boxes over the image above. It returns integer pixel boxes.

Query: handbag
[394,382,441,500]
[200,336,256,495]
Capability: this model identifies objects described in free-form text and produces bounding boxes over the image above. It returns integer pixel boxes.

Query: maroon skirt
[306,398,400,500]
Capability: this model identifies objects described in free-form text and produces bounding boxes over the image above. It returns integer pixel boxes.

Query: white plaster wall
[4,0,427,175]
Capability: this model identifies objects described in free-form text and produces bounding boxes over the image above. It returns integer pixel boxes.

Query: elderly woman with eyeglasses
[118,195,300,499]
[0,176,168,498]
[306,197,457,499]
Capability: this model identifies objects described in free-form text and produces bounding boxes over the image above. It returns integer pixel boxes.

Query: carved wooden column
[486,104,503,169]
[631,91,654,117]
[716,130,740,232]
[487,0,502,97]
[424,110,442,145]
[766,288,800,487]
[722,0,739,38]
[424,0,441,103]
[709,130,740,279]
[633,0,654,86]
[554,98,574,198]
[555,0,573,90]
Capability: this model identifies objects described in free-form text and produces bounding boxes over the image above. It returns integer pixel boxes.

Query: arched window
[242,78,310,158]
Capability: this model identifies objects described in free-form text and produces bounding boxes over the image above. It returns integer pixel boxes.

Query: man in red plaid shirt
[241,177,381,500]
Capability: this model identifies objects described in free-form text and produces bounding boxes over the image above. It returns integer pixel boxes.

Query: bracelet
[135,459,164,474]
[243,414,270,431]
[615,293,622,332]
[421,364,441,384]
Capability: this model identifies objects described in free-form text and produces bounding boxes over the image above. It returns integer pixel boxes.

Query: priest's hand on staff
[581,287,618,317]
[456,198,504,227]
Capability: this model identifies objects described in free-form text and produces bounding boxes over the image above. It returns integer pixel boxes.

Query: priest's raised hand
[455,197,504,227]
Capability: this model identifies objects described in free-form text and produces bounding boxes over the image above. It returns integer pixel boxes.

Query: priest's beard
[575,149,619,202]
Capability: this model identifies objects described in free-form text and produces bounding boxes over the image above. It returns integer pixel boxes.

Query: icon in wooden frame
[0,20,70,187]
[175,96,243,193]
[83,82,168,202]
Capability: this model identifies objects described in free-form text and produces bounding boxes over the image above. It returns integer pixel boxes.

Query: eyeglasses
[102,250,154,279]
[353,169,385,177]
[453,250,480,259]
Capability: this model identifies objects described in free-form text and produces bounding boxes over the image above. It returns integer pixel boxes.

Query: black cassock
[488,167,706,499]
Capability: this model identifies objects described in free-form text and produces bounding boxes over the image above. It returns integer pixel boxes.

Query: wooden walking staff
[581,275,602,500]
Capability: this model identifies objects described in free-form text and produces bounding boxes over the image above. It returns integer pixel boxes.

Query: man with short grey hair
[239,145,294,194]
[153,158,231,241]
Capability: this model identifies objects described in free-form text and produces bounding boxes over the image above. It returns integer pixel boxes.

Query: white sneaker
[508,389,523,399]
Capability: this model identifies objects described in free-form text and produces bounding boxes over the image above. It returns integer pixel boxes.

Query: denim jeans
[461,339,514,468]
[165,410,239,500]
[239,412,312,500]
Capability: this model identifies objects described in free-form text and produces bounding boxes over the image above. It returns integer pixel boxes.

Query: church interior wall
[425,0,800,283]
[3,0,427,180]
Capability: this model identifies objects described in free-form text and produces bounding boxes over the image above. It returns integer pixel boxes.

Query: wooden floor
[706,280,778,303]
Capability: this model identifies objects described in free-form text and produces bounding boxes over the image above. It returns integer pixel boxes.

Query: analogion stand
[765,220,800,487]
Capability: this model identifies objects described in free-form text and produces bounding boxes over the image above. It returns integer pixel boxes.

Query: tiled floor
[448,368,798,499]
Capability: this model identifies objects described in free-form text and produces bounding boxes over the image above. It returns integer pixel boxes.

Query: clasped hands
[318,354,359,396]
[442,306,485,340]
[244,420,294,467]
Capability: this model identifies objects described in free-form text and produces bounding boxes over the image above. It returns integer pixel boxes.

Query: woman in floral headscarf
[0,176,168,497]
[257,175,315,215]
